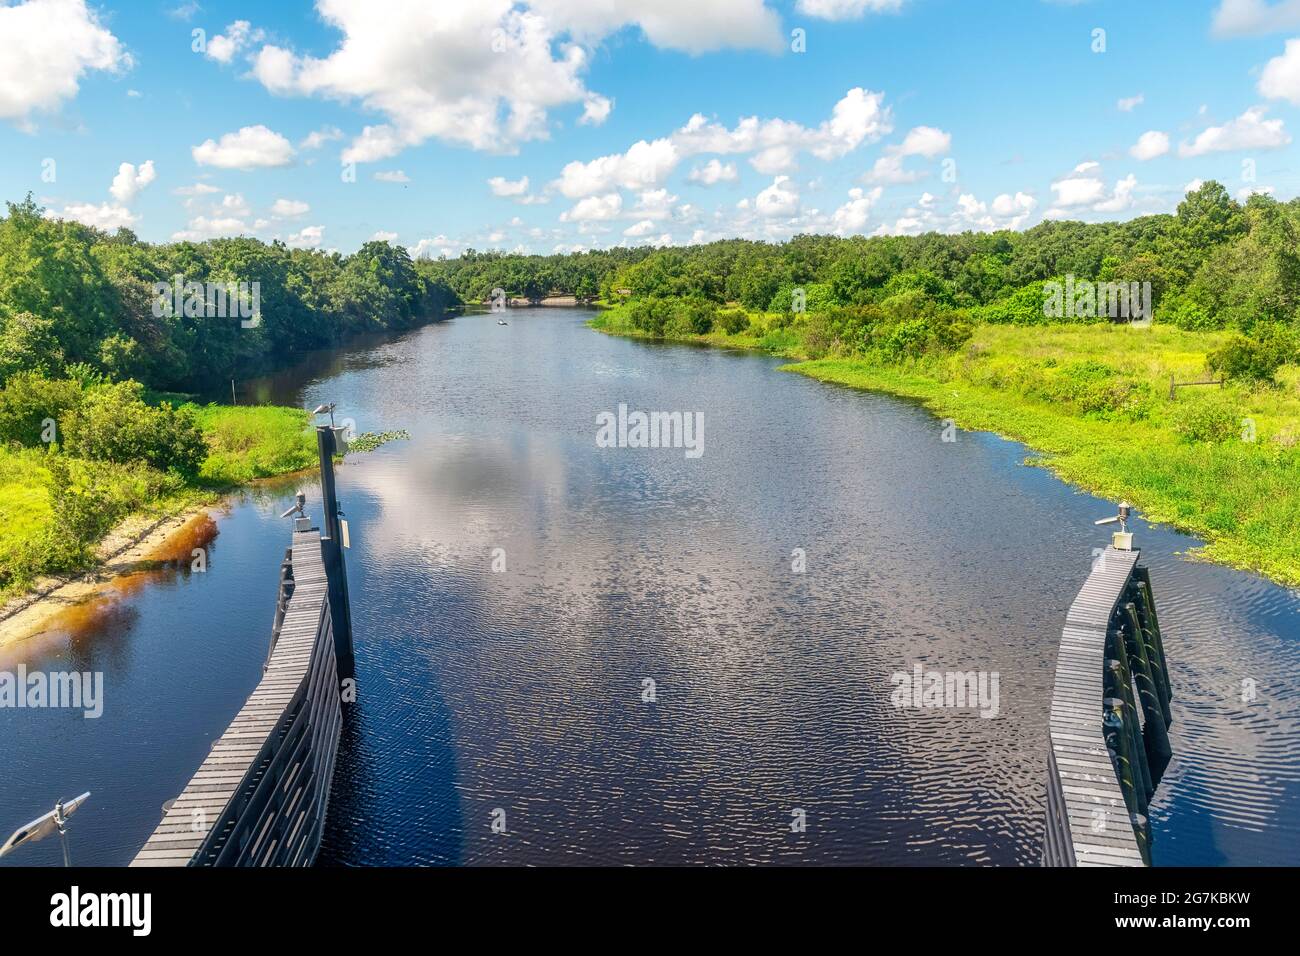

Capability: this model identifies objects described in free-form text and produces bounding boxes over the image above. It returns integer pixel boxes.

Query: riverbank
[0,403,318,640]
[0,506,217,647]
[591,306,1300,588]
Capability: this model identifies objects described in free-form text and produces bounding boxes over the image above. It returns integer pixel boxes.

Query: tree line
[0,195,460,394]
[424,181,1298,381]
[428,182,1293,328]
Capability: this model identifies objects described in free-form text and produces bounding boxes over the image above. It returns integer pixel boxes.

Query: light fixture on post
[1095,502,1134,551]
[0,792,91,866]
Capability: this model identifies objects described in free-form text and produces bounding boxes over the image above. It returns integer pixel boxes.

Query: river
[2,307,1297,866]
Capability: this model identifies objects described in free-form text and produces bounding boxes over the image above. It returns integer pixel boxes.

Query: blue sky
[3,0,1300,255]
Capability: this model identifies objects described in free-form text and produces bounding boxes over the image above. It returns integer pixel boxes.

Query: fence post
[317,425,355,681]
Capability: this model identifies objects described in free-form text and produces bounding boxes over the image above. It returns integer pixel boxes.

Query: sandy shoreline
[0,506,217,649]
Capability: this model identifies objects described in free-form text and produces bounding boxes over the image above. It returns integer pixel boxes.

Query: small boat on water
[497,319,508,325]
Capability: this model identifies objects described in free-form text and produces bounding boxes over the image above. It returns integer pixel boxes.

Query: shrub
[718,310,750,335]
[820,305,880,353]
[627,297,671,336]
[1158,296,1219,331]
[768,281,836,315]
[1171,396,1239,443]
[0,312,64,382]
[874,318,933,362]
[61,381,207,474]
[928,315,974,354]
[881,270,957,307]
[1028,360,1152,420]
[682,298,717,335]
[41,455,178,563]
[801,313,835,359]
[43,455,116,553]
[0,372,83,446]
[865,313,973,364]
[1208,326,1295,385]
[970,283,1052,325]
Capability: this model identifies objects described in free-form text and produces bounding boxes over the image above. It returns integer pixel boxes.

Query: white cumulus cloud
[489,176,531,197]
[51,201,137,231]
[753,175,799,218]
[1130,130,1170,161]
[172,216,252,242]
[109,160,156,204]
[0,0,130,128]
[688,159,739,185]
[579,94,612,126]
[558,88,891,198]
[193,125,296,169]
[560,192,623,221]
[796,0,907,20]
[865,124,951,183]
[239,0,775,160]
[1259,37,1300,103]
[1212,0,1300,36]
[271,198,310,218]
[1178,106,1290,156]
[830,186,883,235]
[299,126,343,150]
[287,224,324,249]
[205,20,262,64]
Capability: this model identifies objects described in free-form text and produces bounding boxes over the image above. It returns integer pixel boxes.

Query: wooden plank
[1043,546,1150,868]
[132,526,342,868]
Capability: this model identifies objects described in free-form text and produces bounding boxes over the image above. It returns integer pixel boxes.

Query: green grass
[0,403,319,603]
[188,404,318,484]
[591,302,792,354]
[594,311,1300,588]
[0,446,55,594]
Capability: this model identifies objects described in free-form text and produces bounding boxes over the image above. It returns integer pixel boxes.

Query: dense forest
[0,196,460,394]
[3,181,1293,399]
[422,181,1296,381]
[427,180,1284,329]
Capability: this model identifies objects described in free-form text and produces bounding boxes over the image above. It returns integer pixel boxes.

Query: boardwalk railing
[131,522,344,867]
[1044,545,1173,866]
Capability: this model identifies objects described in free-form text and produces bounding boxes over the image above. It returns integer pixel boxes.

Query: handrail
[1043,546,1174,866]
[131,526,343,867]
[265,546,295,671]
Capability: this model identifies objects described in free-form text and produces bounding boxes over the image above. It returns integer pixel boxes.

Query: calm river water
[2,308,1297,866]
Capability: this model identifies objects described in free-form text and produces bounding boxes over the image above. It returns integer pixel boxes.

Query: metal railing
[1044,546,1173,866]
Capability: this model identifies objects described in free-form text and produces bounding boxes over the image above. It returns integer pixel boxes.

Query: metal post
[55,801,71,867]
[316,425,355,681]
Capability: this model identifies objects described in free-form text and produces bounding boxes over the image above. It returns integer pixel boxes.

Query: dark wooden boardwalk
[1044,545,1173,866]
[131,527,343,867]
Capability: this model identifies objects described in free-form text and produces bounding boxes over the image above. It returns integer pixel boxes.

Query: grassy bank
[593,305,1300,587]
[0,404,316,603]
